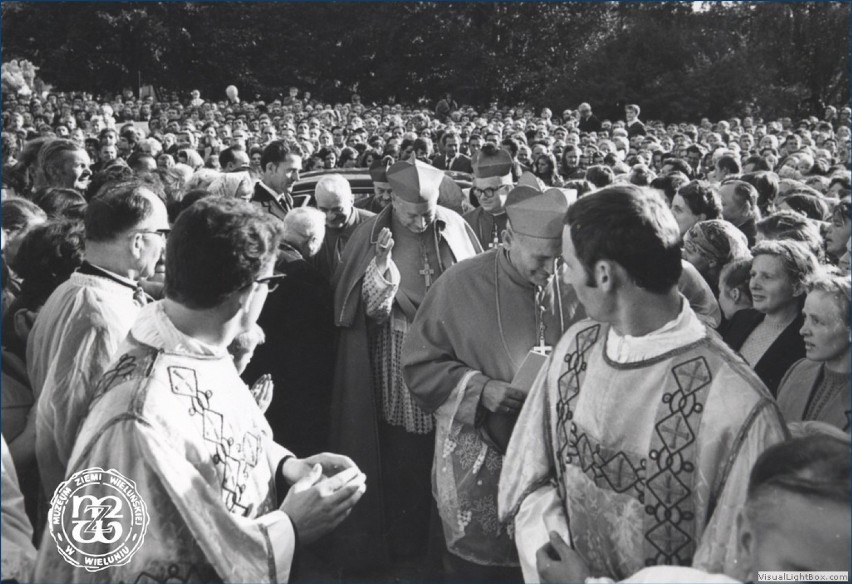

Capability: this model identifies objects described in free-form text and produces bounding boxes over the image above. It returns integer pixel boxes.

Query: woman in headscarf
[682,219,751,296]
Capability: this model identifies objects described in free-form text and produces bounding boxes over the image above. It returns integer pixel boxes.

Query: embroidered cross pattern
[167,366,263,515]
[555,325,600,476]
[643,357,712,567]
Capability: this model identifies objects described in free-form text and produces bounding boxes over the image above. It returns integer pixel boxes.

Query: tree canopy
[2,2,848,120]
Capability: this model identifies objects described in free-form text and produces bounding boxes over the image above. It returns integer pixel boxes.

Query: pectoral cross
[490,220,499,249]
[420,259,434,289]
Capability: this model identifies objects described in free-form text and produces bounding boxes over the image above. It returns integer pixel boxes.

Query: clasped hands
[279,453,367,544]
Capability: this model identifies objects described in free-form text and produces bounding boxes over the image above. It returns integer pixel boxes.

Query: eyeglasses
[255,272,287,293]
[134,228,171,239]
[471,185,511,199]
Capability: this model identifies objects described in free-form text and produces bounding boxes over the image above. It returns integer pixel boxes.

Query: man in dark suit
[242,207,335,457]
[250,140,303,222]
[432,130,473,174]
[577,102,602,134]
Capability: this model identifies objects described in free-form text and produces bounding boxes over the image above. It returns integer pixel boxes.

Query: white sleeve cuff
[515,484,571,583]
[257,510,296,583]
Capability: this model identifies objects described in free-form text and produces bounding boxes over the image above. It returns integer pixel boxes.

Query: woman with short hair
[776,274,850,431]
[722,240,820,395]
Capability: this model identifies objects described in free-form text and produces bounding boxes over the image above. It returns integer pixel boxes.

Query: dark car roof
[292,167,473,207]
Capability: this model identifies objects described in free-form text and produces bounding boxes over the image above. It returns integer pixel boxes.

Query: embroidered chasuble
[499,310,788,582]
[34,302,297,583]
[404,247,584,567]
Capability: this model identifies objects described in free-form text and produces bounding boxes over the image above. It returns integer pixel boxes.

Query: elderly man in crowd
[313,174,375,282]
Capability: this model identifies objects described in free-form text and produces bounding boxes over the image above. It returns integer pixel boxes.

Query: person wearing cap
[329,159,481,576]
[499,184,787,582]
[313,174,375,282]
[356,157,395,214]
[402,185,584,581]
[463,143,515,250]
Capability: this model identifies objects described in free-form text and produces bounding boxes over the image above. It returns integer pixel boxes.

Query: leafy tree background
[2,2,848,121]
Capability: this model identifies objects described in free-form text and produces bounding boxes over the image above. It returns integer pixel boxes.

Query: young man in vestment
[534,433,850,583]
[29,180,169,500]
[35,197,366,583]
[330,159,481,576]
[463,144,514,251]
[499,184,788,581]
[403,186,584,581]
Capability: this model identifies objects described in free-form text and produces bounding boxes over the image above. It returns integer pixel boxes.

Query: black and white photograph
[0,1,850,582]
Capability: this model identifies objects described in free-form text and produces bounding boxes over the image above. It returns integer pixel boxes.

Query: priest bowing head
[504,185,570,287]
[387,158,443,234]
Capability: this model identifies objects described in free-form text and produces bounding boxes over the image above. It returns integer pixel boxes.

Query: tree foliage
[2,2,847,120]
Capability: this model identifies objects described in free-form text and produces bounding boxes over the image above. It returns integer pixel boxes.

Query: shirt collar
[605,296,706,363]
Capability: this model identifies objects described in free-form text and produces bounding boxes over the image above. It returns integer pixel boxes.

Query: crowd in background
[1,84,850,582]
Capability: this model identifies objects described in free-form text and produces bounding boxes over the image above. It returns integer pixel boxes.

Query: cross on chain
[490,220,500,249]
[420,255,435,289]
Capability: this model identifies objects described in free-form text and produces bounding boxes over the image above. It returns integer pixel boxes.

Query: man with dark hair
[252,139,303,221]
[740,171,779,216]
[35,197,366,583]
[711,154,742,184]
[28,180,169,498]
[500,184,786,581]
[584,164,615,189]
[432,131,473,173]
[659,156,693,179]
[219,144,250,173]
[671,180,722,236]
[720,179,760,246]
[741,155,773,174]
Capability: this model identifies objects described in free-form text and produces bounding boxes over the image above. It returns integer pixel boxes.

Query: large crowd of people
[1,84,850,583]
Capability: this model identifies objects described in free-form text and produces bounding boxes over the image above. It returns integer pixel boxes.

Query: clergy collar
[77,261,139,291]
